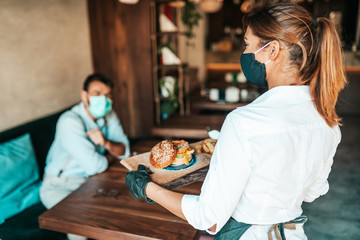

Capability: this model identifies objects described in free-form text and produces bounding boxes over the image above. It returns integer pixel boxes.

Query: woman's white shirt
[181,86,341,237]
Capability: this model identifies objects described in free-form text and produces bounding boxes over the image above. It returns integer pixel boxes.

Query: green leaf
[181,0,202,39]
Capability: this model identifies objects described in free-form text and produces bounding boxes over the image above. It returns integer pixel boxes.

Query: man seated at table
[40,73,130,214]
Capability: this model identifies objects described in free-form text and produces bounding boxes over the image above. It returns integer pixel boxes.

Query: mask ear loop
[255,42,272,65]
[254,41,272,54]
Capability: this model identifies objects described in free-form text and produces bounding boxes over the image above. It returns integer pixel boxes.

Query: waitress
[126,2,347,239]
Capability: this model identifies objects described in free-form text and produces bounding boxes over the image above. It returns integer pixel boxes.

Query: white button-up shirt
[181,86,341,238]
[44,102,130,177]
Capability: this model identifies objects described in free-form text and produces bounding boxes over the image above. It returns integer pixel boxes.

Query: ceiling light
[199,0,223,13]
[118,0,139,4]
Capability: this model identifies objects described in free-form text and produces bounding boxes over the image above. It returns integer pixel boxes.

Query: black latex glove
[125,164,154,203]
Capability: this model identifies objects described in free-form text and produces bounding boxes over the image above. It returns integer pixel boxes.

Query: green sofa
[0,109,69,240]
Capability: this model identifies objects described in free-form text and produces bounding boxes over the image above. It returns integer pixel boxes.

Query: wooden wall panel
[87,0,153,138]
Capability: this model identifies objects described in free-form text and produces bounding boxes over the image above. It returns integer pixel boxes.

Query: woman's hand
[125,165,154,203]
[127,165,187,221]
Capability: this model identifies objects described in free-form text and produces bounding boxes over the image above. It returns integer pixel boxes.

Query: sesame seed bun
[150,140,177,168]
[150,140,194,168]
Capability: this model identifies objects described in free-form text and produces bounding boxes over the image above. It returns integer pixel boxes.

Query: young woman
[126,3,347,239]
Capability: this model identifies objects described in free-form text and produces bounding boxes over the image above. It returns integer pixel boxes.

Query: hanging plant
[182,0,202,39]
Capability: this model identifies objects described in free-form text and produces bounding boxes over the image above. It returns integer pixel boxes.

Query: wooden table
[38,162,204,240]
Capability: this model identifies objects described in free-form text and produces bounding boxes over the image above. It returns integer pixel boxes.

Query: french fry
[195,144,202,153]
[195,139,217,155]
[202,142,210,153]
[205,138,217,144]
[206,142,215,154]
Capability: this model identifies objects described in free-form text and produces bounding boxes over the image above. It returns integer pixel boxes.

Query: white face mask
[86,95,112,118]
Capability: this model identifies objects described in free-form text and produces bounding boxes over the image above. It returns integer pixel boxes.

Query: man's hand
[87,129,106,146]
[87,129,126,157]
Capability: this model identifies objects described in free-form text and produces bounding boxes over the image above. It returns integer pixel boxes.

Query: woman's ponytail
[309,17,347,127]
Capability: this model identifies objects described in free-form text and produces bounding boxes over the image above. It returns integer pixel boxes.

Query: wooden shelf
[192,101,247,111]
[154,64,183,70]
[150,1,189,125]
[345,66,360,72]
[206,63,241,71]
[151,114,226,139]
[155,96,178,101]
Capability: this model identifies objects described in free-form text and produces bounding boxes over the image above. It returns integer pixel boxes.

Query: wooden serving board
[120,143,211,190]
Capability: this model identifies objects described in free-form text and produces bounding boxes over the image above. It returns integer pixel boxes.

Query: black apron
[214,216,307,240]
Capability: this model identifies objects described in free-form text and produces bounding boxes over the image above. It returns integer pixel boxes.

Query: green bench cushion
[0,107,70,239]
[0,134,41,224]
[0,108,69,179]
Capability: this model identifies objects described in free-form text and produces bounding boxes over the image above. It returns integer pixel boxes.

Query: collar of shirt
[71,102,107,131]
[251,85,312,106]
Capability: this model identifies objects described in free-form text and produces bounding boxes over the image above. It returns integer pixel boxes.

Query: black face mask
[240,42,271,87]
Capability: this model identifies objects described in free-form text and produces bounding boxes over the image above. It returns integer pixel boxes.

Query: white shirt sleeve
[304,126,341,202]
[303,170,330,203]
[181,114,252,234]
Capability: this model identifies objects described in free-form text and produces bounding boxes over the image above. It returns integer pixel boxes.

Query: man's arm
[58,115,108,175]
[104,140,126,157]
[87,129,126,157]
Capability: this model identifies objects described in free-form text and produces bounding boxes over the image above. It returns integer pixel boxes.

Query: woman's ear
[269,40,281,60]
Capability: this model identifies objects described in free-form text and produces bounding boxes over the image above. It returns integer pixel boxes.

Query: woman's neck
[267,62,299,89]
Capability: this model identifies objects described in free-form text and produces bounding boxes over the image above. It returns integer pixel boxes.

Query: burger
[150,140,194,169]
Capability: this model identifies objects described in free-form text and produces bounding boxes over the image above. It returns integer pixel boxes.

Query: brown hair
[244,2,347,127]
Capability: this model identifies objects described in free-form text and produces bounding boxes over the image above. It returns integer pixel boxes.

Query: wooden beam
[87,0,153,138]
